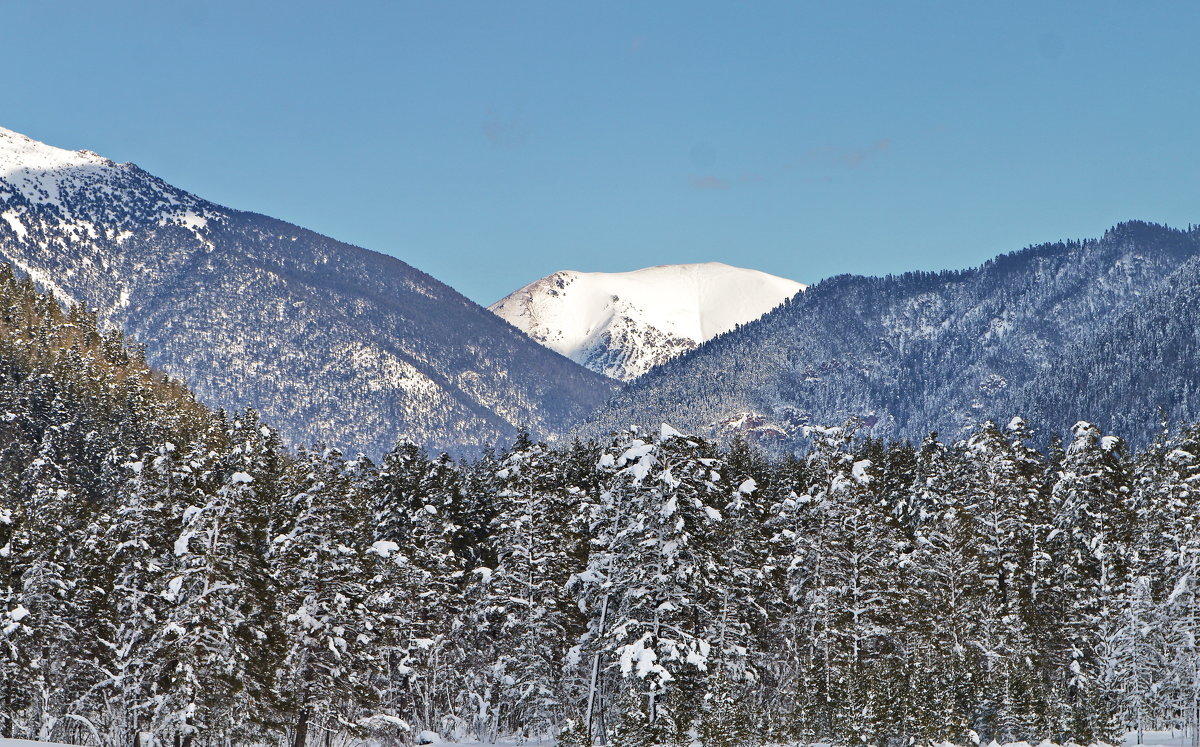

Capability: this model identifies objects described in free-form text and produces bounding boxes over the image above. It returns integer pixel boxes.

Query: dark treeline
[6,263,1200,747]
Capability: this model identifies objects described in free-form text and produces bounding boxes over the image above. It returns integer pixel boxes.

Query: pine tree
[697,672,760,747]
[576,426,726,743]
[369,441,471,739]
[1151,425,1200,743]
[1047,421,1135,742]
[157,412,283,747]
[103,442,184,747]
[962,420,1048,740]
[6,424,87,741]
[700,446,771,740]
[486,433,574,738]
[274,447,380,746]
[899,435,980,743]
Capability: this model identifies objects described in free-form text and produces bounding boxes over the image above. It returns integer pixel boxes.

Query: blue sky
[3,2,1198,304]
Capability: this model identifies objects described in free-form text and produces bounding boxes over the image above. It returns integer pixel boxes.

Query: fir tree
[274,447,380,746]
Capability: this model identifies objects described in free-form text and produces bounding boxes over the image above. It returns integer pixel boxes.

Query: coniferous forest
[8,262,1200,747]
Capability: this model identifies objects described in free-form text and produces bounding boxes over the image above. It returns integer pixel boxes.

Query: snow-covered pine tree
[4,422,90,741]
[576,425,725,744]
[369,442,472,739]
[0,265,217,744]
[0,457,34,741]
[749,456,809,739]
[485,432,575,739]
[273,447,381,746]
[1114,574,1169,743]
[0,426,22,740]
[790,425,910,744]
[1149,424,1200,744]
[697,671,760,747]
[101,441,185,747]
[697,441,771,744]
[1100,425,1185,744]
[1047,421,1135,742]
[766,425,853,742]
[894,433,982,743]
[961,420,1048,740]
[157,412,284,747]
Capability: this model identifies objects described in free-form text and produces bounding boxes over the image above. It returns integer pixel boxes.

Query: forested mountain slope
[581,221,1200,448]
[0,126,615,457]
[1014,252,1200,438]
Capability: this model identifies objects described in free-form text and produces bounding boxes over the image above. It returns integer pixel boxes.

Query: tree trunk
[585,594,610,740]
[293,707,310,747]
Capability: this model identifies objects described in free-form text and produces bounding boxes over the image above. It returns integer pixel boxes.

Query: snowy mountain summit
[490,262,805,381]
[0,126,111,192]
[0,126,206,220]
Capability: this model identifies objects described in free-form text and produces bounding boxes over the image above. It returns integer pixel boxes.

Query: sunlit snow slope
[490,262,805,381]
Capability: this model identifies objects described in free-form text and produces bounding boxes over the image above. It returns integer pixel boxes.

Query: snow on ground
[421,741,552,747]
[1121,733,1196,747]
[0,734,1192,747]
[0,739,548,747]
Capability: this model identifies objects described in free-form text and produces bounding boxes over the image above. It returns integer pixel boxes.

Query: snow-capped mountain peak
[0,126,210,235]
[0,126,112,173]
[490,262,805,381]
[0,127,116,206]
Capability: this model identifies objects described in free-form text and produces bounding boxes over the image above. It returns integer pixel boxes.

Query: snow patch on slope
[491,262,805,381]
[1,210,26,239]
[5,254,75,306]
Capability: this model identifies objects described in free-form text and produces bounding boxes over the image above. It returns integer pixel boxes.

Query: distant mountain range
[489,262,804,381]
[0,126,615,457]
[3,126,1199,457]
[578,221,1200,449]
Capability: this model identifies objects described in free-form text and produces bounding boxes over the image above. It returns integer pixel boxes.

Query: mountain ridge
[0,125,616,457]
[577,220,1200,449]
